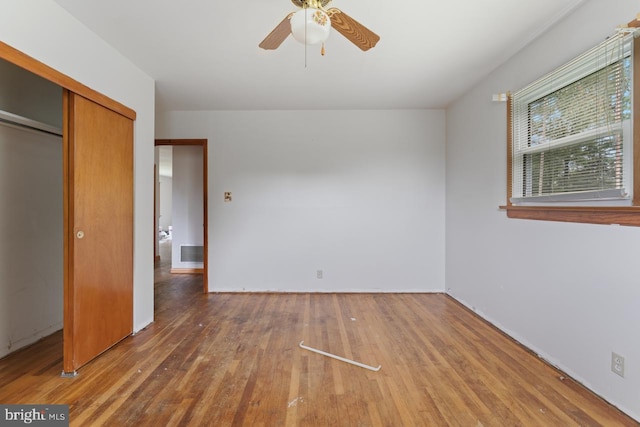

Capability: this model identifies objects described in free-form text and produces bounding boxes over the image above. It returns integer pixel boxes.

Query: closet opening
[0,57,64,363]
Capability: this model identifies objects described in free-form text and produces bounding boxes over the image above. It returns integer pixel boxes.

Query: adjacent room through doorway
[155,139,209,293]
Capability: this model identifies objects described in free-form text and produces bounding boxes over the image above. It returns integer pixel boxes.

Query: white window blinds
[511,31,634,204]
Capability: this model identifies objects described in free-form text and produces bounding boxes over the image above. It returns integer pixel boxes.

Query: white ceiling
[52,0,584,112]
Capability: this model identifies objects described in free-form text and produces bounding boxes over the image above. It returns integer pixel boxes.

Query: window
[511,32,632,205]
[504,23,640,226]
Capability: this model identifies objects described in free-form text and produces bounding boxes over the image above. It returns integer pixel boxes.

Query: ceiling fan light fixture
[290,8,331,45]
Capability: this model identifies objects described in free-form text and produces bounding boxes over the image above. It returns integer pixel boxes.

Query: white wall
[157,110,445,292]
[171,146,203,269]
[446,0,640,421]
[159,175,173,232]
[0,124,62,359]
[0,59,62,129]
[154,146,160,258]
[0,0,156,332]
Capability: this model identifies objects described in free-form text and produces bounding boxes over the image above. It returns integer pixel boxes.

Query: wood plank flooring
[0,244,637,426]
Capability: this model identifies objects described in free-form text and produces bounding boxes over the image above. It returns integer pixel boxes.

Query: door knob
[76,231,85,239]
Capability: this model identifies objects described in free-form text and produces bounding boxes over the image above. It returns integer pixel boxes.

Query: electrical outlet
[316,270,323,279]
[611,352,625,378]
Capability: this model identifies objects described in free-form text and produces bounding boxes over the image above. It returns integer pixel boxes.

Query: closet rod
[0,109,62,136]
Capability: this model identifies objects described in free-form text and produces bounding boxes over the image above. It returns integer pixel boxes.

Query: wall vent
[180,245,204,263]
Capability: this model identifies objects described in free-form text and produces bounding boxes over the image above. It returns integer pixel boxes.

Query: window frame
[502,18,640,226]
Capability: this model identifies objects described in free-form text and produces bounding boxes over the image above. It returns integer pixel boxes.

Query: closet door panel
[64,92,133,372]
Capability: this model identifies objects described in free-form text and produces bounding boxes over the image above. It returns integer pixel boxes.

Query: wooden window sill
[499,205,640,226]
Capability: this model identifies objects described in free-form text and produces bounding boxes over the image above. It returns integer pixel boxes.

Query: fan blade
[327,8,380,51]
[259,14,293,50]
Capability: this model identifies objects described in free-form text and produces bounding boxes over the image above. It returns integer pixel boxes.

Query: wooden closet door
[63,92,134,373]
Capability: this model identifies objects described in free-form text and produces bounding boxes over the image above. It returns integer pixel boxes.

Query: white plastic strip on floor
[299,341,381,372]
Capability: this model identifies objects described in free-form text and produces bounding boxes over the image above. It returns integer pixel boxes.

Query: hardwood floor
[0,243,637,426]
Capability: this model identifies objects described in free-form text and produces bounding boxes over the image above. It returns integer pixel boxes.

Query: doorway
[155,139,209,293]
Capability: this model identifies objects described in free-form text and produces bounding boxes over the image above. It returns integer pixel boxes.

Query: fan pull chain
[321,43,325,56]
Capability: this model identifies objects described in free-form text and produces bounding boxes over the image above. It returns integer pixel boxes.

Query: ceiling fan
[259,0,380,53]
